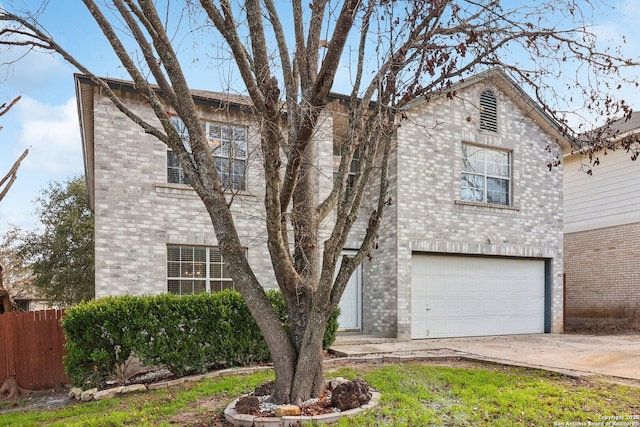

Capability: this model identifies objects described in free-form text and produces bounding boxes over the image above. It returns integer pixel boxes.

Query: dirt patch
[565,324,640,335]
[168,395,230,426]
[0,387,73,414]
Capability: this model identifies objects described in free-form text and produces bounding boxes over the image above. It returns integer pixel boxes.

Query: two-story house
[564,112,640,329]
[77,68,567,341]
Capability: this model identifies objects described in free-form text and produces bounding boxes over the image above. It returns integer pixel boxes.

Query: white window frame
[461,143,511,206]
[167,245,235,295]
[167,116,247,191]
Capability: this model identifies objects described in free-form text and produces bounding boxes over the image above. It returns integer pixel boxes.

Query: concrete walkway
[330,334,640,381]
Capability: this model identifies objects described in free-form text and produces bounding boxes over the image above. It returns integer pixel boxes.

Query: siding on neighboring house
[564,149,640,233]
[564,145,640,328]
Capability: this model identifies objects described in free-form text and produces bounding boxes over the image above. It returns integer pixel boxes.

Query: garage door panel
[411,255,546,339]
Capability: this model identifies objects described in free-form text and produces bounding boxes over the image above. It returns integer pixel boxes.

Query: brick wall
[564,223,640,328]
[89,78,564,339]
[363,80,564,338]
[92,89,277,297]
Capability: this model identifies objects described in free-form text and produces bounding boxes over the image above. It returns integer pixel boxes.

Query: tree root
[0,375,46,400]
[0,376,21,400]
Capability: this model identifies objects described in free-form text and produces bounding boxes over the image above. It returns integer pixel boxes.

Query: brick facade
[91,90,277,297]
[362,81,564,338]
[81,71,565,340]
[564,223,640,328]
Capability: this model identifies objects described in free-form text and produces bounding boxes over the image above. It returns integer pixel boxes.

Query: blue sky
[1,0,639,234]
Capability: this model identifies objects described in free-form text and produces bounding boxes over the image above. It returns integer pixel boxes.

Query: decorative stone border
[224,391,381,426]
[68,365,273,402]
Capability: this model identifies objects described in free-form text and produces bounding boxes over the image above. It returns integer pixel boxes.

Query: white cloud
[592,0,640,55]
[0,48,71,92]
[15,96,83,175]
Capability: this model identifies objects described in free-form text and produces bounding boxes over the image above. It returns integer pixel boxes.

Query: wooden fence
[0,309,71,390]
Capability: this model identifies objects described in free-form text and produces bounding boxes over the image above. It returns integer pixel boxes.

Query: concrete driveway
[330,334,640,381]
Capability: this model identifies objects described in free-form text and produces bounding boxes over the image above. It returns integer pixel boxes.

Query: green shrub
[62,290,340,387]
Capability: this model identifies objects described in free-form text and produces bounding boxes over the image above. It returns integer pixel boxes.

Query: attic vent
[479,89,498,133]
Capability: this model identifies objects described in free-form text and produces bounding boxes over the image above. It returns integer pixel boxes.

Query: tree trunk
[0,264,19,400]
[0,376,20,400]
[286,303,330,405]
[0,264,13,314]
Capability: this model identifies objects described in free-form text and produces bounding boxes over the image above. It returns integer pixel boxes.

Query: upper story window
[479,89,498,133]
[167,245,235,295]
[461,143,511,206]
[333,141,360,194]
[167,116,247,191]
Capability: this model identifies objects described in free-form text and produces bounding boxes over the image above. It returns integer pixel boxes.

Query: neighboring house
[14,293,53,312]
[563,112,640,329]
[77,68,566,341]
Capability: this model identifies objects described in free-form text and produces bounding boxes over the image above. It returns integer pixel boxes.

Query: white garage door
[411,255,545,339]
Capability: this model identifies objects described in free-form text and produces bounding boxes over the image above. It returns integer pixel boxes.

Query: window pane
[168,280,181,294]
[168,168,181,184]
[486,150,509,177]
[211,262,222,279]
[193,281,206,294]
[181,280,195,295]
[170,117,191,151]
[487,177,509,205]
[167,262,181,278]
[193,247,206,262]
[167,150,180,168]
[462,145,484,173]
[193,262,206,278]
[232,160,246,190]
[209,123,221,141]
[210,248,222,263]
[180,263,194,277]
[167,246,180,261]
[461,173,484,202]
[181,247,193,261]
[221,125,232,141]
[211,280,234,292]
[233,127,246,140]
[167,151,190,185]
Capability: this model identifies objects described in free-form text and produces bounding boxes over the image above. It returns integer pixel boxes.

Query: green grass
[1,362,639,426]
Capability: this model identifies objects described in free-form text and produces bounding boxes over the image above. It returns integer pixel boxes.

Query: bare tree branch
[0,149,28,204]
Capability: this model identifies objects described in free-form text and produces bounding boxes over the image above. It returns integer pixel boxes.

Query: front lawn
[1,361,638,426]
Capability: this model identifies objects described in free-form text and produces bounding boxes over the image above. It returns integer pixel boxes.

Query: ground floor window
[167,245,235,295]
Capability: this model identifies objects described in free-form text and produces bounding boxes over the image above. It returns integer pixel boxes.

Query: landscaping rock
[80,387,98,402]
[330,378,371,411]
[275,404,302,416]
[68,387,83,400]
[235,395,260,415]
[328,377,349,390]
[121,384,147,394]
[253,380,275,396]
[94,387,124,401]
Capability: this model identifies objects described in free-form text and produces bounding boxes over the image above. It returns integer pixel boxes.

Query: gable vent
[479,89,498,133]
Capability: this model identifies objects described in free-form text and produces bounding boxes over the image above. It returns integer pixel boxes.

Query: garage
[411,254,546,339]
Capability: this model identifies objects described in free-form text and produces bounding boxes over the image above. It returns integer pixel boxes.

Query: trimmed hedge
[61,290,340,387]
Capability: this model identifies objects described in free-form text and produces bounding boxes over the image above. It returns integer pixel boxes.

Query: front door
[338,261,362,331]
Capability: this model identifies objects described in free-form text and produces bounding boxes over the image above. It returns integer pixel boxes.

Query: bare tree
[0,95,30,399]
[0,95,28,315]
[0,1,637,404]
